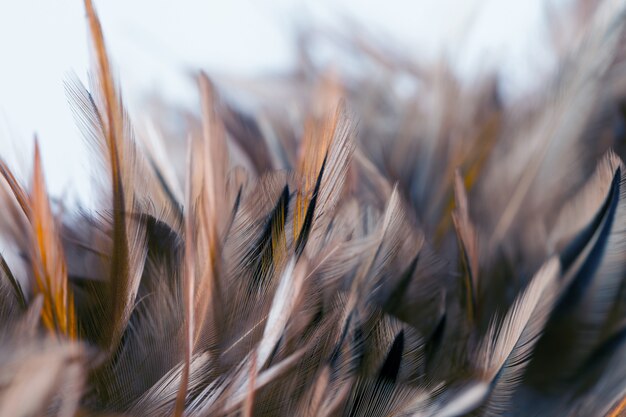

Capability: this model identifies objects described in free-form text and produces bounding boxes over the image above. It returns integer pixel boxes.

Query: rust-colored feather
[0,142,76,338]
[30,143,76,339]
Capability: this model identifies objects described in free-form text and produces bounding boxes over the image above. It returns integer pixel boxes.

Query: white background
[0,0,566,203]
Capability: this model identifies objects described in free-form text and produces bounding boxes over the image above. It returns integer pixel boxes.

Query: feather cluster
[1,0,626,416]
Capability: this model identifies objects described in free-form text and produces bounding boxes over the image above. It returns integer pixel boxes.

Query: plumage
[1,0,626,416]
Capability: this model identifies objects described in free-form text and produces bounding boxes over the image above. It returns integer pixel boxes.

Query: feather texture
[0,0,625,416]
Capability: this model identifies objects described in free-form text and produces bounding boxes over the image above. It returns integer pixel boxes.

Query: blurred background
[0,0,570,203]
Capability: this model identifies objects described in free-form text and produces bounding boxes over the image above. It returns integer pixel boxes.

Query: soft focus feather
[0,0,625,416]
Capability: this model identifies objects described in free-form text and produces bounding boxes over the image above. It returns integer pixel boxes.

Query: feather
[528,152,626,385]
[475,258,561,415]
[0,142,76,338]
[191,73,229,350]
[486,0,626,250]
[220,101,274,175]
[294,98,355,256]
[29,142,76,338]
[452,169,479,322]
[256,258,303,369]
[0,338,87,417]
[1,1,626,415]
[173,138,196,417]
[84,0,148,350]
